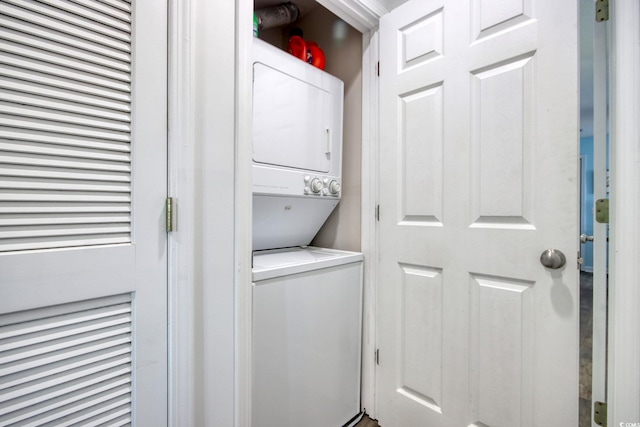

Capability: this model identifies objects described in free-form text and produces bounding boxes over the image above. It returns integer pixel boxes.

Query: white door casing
[591,11,608,426]
[377,0,579,426]
[0,0,167,424]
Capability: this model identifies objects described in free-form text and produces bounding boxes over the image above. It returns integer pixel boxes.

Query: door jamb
[360,27,381,418]
[591,9,608,424]
[607,0,640,424]
[314,0,384,418]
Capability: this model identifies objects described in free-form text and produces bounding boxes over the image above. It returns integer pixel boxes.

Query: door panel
[377,1,579,426]
[0,1,167,424]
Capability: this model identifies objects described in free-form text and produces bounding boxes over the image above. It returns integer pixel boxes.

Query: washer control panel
[304,175,341,197]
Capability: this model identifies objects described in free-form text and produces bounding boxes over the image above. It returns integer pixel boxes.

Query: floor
[355,414,379,427]
[579,271,594,427]
[356,273,594,427]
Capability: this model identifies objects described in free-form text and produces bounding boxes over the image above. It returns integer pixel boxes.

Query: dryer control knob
[310,178,323,193]
[329,180,341,194]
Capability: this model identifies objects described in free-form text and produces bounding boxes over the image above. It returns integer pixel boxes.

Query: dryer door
[253,63,332,173]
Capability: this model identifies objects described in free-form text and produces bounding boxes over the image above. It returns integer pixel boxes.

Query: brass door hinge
[166,197,175,232]
[596,0,609,22]
[594,401,607,426]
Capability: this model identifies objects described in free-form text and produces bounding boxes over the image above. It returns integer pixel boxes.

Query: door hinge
[595,199,609,223]
[166,197,175,232]
[577,251,584,269]
[376,348,380,365]
[594,401,607,426]
[596,0,609,22]
[377,61,380,77]
[375,204,380,221]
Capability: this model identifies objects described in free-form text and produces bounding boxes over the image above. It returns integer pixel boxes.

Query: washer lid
[252,247,363,281]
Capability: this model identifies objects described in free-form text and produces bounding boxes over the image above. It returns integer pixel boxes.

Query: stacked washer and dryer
[251,38,364,427]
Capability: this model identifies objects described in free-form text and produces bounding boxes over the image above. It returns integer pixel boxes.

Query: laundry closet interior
[254,0,364,252]
[250,1,367,426]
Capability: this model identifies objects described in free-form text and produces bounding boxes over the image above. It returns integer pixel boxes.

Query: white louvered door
[0,0,168,425]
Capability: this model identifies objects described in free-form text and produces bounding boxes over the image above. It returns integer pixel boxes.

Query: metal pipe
[255,2,300,31]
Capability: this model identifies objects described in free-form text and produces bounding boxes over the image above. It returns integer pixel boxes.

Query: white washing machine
[252,247,363,427]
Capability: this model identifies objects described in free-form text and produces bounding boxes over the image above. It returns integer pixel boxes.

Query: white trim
[317,0,385,32]
[235,1,253,426]
[360,28,380,418]
[168,0,195,424]
[168,1,237,426]
[608,0,640,424]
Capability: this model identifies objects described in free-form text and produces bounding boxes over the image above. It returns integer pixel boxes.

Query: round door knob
[580,234,594,244]
[540,249,566,269]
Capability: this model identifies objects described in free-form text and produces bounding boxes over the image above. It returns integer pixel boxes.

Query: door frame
[167,0,238,425]
[302,0,385,417]
[607,0,640,424]
[166,0,640,425]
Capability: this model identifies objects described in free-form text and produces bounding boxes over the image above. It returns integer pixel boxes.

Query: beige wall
[258,5,363,252]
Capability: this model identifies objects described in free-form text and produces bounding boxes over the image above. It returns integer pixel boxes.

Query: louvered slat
[0,153,130,172]
[68,0,131,23]
[2,0,131,42]
[0,143,130,162]
[36,0,131,32]
[0,296,133,426]
[1,90,131,121]
[96,0,131,14]
[1,40,131,81]
[0,2,130,52]
[0,14,131,62]
[0,202,130,214]
[0,103,131,132]
[0,127,131,151]
[1,27,130,72]
[0,0,133,252]
[0,115,131,141]
[0,66,131,103]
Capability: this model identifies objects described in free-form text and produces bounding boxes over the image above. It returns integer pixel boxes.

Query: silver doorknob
[580,234,594,244]
[540,249,566,269]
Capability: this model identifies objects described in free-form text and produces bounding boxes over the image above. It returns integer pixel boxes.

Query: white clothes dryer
[252,38,344,250]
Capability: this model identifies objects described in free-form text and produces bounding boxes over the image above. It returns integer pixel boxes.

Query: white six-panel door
[377,0,579,426]
[0,1,167,425]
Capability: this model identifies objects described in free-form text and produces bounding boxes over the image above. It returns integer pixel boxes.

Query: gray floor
[355,414,379,427]
[579,272,594,427]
